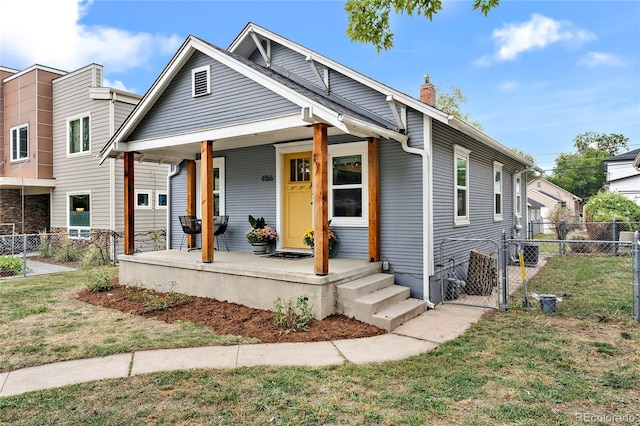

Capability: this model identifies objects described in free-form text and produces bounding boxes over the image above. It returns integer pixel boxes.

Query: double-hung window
[329,142,367,226]
[494,161,503,221]
[514,175,522,217]
[67,115,90,155]
[68,193,90,239]
[454,145,471,226]
[10,124,28,161]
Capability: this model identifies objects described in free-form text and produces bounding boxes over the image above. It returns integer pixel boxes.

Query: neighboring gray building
[51,64,169,243]
[102,23,532,304]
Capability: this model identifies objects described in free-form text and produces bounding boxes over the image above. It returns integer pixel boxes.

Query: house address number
[261,175,274,182]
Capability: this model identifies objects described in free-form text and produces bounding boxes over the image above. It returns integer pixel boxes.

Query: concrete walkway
[0,304,487,398]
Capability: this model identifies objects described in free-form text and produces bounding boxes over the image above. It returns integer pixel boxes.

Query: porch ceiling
[112,122,349,165]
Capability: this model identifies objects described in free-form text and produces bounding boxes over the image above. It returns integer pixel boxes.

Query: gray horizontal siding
[130,51,300,141]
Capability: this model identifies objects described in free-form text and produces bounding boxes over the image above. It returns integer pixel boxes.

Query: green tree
[436,86,483,131]
[573,132,629,156]
[510,147,538,181]
[345,0,500,52]
[548,149,608,200]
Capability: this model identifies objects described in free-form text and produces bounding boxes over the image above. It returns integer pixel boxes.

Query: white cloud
[103,78,131,92]
[0,0,181,73]
[498,81,519,91]
[477,14,596,65]
[579,51,626,67]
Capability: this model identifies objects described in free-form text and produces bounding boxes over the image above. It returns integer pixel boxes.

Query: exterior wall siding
[129,51,300,141]
[430,120,526,302]
[52,65,168,234]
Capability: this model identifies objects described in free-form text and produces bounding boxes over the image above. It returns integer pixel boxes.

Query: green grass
[0,267,257,372]
[1,258,639,425]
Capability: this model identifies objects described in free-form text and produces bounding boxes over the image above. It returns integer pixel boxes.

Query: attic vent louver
[192,65,210,97]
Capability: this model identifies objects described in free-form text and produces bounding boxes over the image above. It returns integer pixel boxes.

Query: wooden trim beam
[123,152,135,254]
[186,160,197,249]
[312,123,329,275]
[368,137,380,262]
[201,141,214,263]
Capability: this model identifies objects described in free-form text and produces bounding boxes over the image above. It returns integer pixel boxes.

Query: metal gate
[438,237,503,309]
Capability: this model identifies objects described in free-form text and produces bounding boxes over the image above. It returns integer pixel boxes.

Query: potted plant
[246,215,277,254]
[302,227,338,253]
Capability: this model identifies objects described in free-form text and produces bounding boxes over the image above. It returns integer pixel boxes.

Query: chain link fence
[0,229,166,279]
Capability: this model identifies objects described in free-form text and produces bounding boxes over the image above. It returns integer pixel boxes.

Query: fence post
[22,234,27,277]
[612,219,617,257]
[500,231,508,312]
[633,231,639,322]
[559,221,567,256]
[112,231,118,266]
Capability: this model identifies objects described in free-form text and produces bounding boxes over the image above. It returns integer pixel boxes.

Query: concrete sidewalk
[0,304,487,398]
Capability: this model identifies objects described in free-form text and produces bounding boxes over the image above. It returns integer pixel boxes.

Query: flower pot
[251,242,269,255]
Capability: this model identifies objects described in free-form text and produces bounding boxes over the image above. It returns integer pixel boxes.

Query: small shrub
[0,256,24,275]
[81,245,110,269]
[54,239,81,262]
[86,269,115,293]
[273,295,313,333]
[38,230,52,258]
[126,282,186,313]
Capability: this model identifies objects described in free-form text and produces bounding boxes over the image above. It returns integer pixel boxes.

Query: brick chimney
[420,74,436,106]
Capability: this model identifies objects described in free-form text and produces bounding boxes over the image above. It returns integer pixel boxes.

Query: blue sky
[2,0,638,171]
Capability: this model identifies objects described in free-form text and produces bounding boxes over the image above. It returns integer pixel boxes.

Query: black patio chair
[214,215,229,251]
[179,215,201,251]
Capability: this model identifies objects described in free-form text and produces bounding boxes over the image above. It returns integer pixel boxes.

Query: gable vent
[192,65,210,97]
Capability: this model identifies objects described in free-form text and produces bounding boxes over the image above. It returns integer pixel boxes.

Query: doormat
[266,251,312,260]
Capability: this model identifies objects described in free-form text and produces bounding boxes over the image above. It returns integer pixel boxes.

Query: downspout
[393,116,435,309]
[166,163,181,249]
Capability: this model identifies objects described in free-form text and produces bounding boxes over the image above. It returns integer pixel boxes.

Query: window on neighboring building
[329,142,367,226]
[454,145,471,226]
[157,192,167,209]
[192,65,210,97]
[10,124,28,161]
[494,161,503,221]
[515,175,522,217]
[68,115,90,155]
[68,193,90,239]
[136,191,151,209]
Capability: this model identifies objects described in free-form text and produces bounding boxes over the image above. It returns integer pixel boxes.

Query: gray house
[101,23,531,328]
[51,64,169,245]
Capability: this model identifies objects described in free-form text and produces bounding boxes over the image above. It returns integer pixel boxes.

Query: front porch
[119,250,383,320]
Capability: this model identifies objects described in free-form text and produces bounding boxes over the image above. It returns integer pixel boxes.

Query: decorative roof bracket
[386,95,407,131]
[305,56,329,95]
[250,31,270,67]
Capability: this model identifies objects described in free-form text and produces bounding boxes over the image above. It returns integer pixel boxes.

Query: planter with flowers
[0,255,25,277]
[302,226,338,256]
[246,215,277,255]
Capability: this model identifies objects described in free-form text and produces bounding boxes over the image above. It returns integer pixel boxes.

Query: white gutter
[166,163,181,249]
[392,116,435,309]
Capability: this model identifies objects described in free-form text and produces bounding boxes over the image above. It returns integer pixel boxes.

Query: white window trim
[10,123,29,162]
[67,191,91,239]
[493,161,503,221]
[195,157,225,217]
[136,191,152,209]
[514,174,522,218]
[66,113,91,157]
[192,65,211,97]
[454,145,471,226]
[156,192,168,209]
[329,141,368,227]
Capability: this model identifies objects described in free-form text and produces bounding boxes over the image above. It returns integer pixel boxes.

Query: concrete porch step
[353,285,410,319]
[337,273,395,317]
[371,298,427,331]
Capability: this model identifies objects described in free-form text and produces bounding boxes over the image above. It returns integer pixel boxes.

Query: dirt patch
[77,281,386,344]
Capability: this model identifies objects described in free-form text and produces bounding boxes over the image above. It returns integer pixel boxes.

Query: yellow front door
[283,152,312,249]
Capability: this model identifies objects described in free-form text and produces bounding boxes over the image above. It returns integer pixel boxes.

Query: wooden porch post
[201,140,214,263]
[368,137,380,262]
[123,152,135,255]
[312,123,329,275]
[186,160,196,249]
